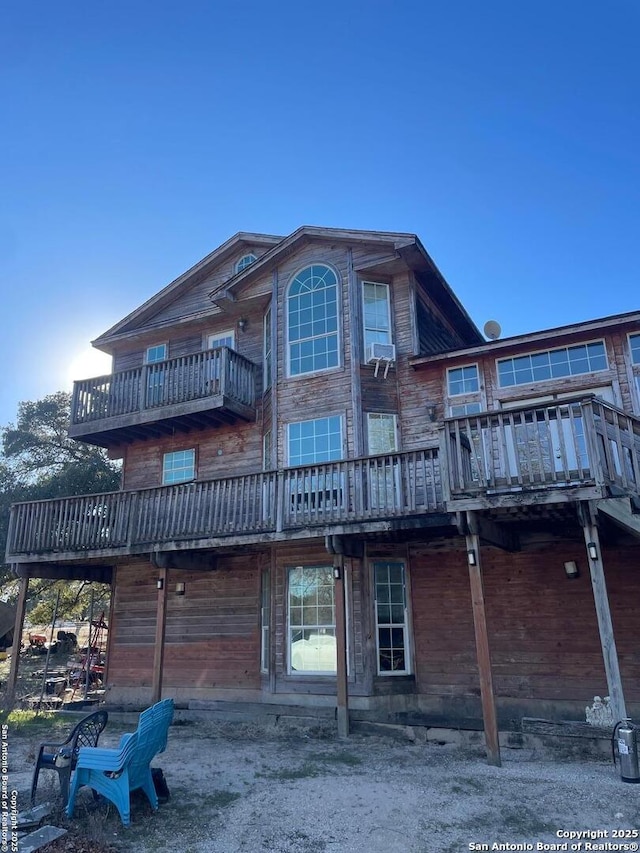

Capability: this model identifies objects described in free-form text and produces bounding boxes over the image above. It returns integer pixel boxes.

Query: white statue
[586,695,614,726]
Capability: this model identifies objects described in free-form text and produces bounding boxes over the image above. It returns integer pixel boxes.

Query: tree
[0,391,121,618]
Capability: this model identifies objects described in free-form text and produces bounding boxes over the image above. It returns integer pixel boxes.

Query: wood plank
[151,564,168,702]
[465,515,501,767]
[578,501,627,724]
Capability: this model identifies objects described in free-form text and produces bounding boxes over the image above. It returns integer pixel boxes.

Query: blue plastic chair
[66,699,174,826]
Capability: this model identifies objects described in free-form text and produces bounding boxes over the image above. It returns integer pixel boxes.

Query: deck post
[578,501,627,724]
[151,563,168,703]
[333,553,349,738]
[464,512,501,767]
[7,573,29,701]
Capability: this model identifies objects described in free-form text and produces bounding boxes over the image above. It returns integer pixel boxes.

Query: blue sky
[1,0,638,427]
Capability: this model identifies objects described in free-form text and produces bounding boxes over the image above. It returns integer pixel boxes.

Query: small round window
[236,254,257,273]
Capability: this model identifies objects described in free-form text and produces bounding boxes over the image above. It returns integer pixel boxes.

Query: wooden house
[7,226,640,763]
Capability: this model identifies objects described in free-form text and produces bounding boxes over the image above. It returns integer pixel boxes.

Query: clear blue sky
[1,0,638,427]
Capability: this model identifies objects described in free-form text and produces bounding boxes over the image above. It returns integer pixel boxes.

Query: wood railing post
[333,553,349,738]
[578,501,627,724]
[7,573,29,702]
[151,563,168,704]
[463,511,501,767]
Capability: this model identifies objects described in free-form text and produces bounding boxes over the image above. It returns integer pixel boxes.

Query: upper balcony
[443,396,640,511]
[69,347,257,447]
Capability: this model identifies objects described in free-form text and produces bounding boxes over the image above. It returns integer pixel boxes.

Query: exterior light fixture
[426,403,437,423]
[587,542,598,561]
[237,318,248,332]
[467,549,477,567]
[175,582,186,596]
[563,561,579,579]
[156,578,164,590]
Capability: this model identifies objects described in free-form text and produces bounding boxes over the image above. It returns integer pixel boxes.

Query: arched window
[236,253,257,273]
[287,264,339,376]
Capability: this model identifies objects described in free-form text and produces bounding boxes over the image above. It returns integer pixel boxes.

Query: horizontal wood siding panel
[410,542,640,704]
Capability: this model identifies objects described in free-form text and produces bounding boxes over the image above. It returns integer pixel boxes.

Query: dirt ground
[9,713,640,853]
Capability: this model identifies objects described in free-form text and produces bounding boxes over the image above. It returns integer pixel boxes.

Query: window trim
[263,307,272,390]
[496,340,609,388]
[447,363,480,397]
[287,564,337,676]
[260,569,270,674]
[205,330,235,351]
[162,448,196,486]
[628,332,640,366]
[366,412,399,455]
[285,263,341,378]
[286,415,344,467]
[362,280,392,355]
[373,560,411,676]
[236,253,257,274]
[145,343,168,364]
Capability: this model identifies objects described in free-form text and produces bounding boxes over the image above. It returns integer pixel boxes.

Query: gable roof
[92,232,283,349]
[208,225,483,346]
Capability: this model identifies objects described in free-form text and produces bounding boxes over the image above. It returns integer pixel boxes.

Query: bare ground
[9,714,640,853]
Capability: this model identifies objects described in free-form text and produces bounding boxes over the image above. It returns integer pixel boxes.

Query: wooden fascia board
[91,306,225,352]
[208,226,418,305]
[410,311,640,368]
[93,232,282,346]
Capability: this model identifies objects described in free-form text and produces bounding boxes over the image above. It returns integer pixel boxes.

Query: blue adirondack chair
[66,698,174,826]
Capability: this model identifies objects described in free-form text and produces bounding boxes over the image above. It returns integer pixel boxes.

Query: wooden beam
[597,497,640,542]
[456,512,519,551]
[333,554,349,738]
[151,551,217,571]
[151,565,168,704]
[7,575,29,701]
[465,513,501,766]
[578,501,627,724]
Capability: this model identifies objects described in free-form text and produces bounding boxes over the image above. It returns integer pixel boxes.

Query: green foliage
[0,391,121,618]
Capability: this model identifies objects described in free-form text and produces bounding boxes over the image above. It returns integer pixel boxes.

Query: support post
[465,512,501,766]
[7,574,29,702]
[333,554,349,738]
[151,565,168,704]
[579,502,627,724]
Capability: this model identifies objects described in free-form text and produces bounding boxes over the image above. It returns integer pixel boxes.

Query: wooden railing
[6,449,443,558]
[445,397,640,500]
[71,348,256,425]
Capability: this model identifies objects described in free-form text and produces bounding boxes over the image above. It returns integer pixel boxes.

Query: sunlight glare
[66,346,112,385]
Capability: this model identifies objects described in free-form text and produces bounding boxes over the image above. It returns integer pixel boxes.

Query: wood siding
[108,555,261,693]
[410,540,640,706]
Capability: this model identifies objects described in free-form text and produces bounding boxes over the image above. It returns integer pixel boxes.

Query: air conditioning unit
[366,342,396,364]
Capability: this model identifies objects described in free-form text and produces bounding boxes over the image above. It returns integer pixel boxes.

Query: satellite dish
[483,320,502,341]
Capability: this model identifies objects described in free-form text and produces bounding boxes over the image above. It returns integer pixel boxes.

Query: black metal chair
[31,709,108,805]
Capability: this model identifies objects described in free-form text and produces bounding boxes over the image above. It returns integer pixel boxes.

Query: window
[630,334,640,365]
[288,416,342,466]
[288,566,336,673]
[447,365,479,396]
[497,341,607,387]
[206,331,235,350]
[367,413,398,455]
[236,253,257,273]
[374,562,409,674]
[287,417,344,515]
[146,344,168,364]
[367,414,400,510]
[287,264,339,376]
[262,430,272,471]
[260,570,270,674]
[449,402,483,417]
[162,449,195,485]
[263,307,272,390]
[362,281,392,350]
[145,344,168,406]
